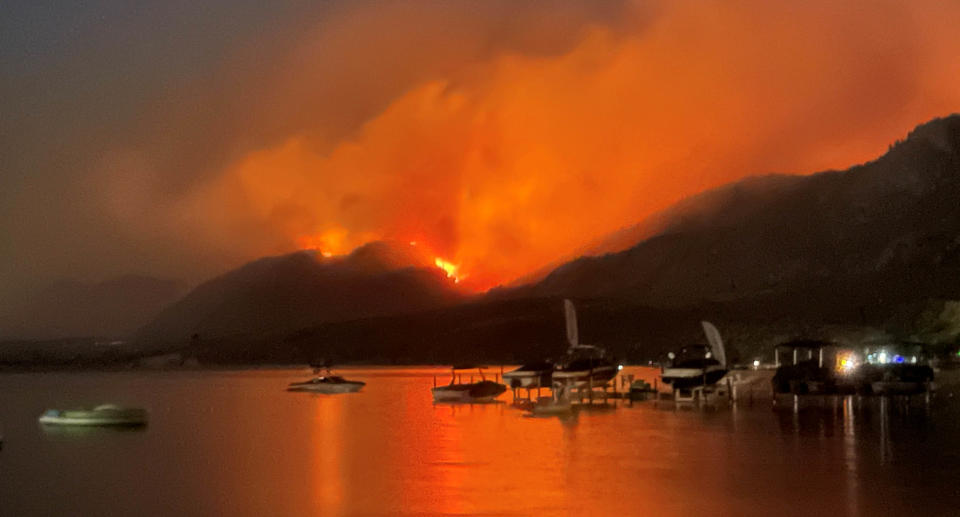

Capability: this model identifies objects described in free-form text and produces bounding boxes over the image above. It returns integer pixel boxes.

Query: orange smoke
[165,1,960,291]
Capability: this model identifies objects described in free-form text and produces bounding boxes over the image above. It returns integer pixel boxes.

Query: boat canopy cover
[562,357,612,371]
[776,339,835,350]
[513,361,553,371]
[564,299,579,348]
[568,344,603,352]
[701,321,726,369]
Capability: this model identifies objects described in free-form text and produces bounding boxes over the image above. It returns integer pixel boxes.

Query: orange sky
[98,1,960,291]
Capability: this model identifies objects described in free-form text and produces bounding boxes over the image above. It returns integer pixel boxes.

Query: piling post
[588,373,594,403]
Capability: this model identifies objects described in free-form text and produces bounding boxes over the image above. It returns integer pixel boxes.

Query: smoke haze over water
[3,1,960,301]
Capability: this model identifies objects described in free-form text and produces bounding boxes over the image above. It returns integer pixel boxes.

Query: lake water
[1,367,959,516]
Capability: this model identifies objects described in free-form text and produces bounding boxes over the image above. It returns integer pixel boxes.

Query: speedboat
[660,321,728,390]
[550,300,618,388]
[289,363,366,394]
[38,405,148,427]
[502,361,553,389]
[552,345,618,387]
[288,375,365,394]
[432,366,507,402]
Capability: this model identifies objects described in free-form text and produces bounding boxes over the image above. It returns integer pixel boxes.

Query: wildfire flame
[167,2,960,296]
[434,257,463,283]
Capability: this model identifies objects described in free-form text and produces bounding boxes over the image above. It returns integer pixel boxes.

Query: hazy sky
[3,1,960,300]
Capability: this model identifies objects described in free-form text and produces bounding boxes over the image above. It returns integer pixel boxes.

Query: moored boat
[432,366,507,403]
[550,300,618,388]
[38,405,148,427]
[287,375,366,393]
[860,343,934,395]
[502,361,553,389]
[289,363,366,393]
[660,321,728,391]
[770,340,858,395]
[552,346,618,387]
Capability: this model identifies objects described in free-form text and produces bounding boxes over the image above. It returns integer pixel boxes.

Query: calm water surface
[2,367,960,516]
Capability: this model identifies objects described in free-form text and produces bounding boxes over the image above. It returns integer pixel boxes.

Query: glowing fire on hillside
[172,3,960,296]
[433,257,463,284]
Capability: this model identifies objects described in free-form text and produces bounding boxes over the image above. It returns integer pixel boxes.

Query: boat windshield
[668,346,718,367]
[516,361,553,371]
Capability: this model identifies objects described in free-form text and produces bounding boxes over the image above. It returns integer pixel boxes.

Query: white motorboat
[502,361,553,389]
[550,300,618,388]
[432,366,507,402]
[38,405,148,427]
[660,321,728,390]
[288,375,365,394]
[552,347,618,387]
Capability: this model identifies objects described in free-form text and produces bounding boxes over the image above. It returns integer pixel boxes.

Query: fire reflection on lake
[1,367,959,516]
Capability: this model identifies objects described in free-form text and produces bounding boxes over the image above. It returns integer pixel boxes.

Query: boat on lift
[550,300,618,388]
[552,346,618,387]
[660,321,728,390]
[432,365,507,402]
[502,360,554,389]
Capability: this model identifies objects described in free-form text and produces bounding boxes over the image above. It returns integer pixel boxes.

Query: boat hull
[432,381,506,402]
[502,370,552,388]
[661,365,727,390]
[870,381,930,396]
[287,382,365,394]
[551,365,618,388]
[39,408,147,427]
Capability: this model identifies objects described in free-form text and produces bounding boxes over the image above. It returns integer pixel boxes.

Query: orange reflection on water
[3,368,957,516]
[284,367,946,516]
[310,395,344,513]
